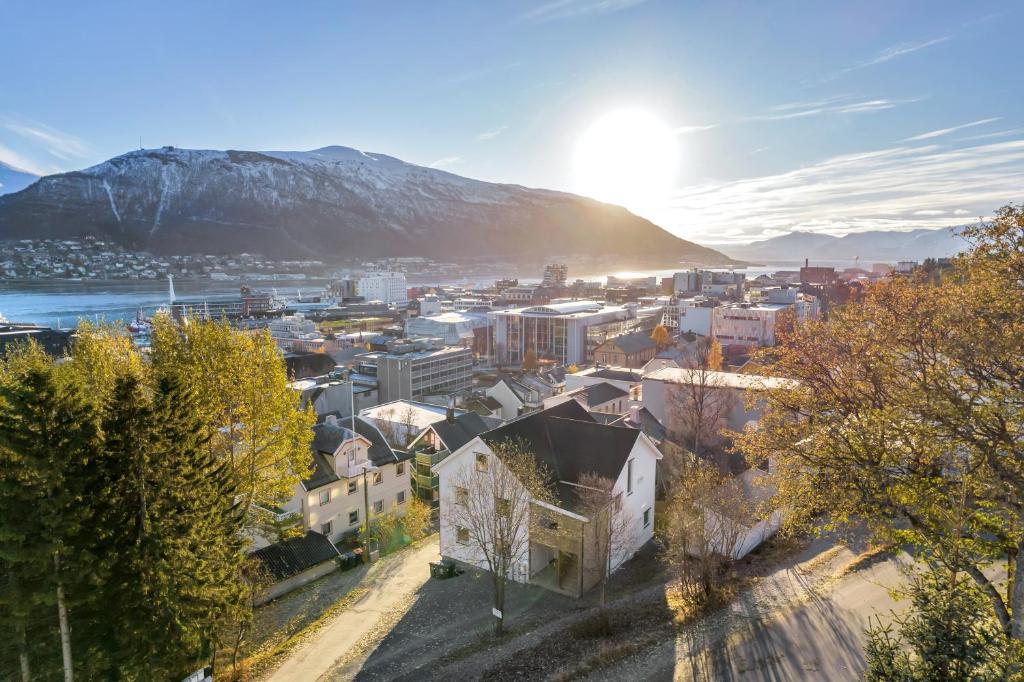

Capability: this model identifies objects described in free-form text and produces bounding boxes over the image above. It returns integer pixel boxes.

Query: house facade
[433,401,661,597]
[288,415,413,544]
[592,330,657,369]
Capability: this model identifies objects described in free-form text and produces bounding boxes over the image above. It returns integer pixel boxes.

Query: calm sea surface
[1,260,859,328]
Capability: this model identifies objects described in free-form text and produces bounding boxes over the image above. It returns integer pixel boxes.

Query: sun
[572,108,679,216]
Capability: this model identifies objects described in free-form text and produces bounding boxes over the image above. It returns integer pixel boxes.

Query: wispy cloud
[428,156,461,169]
[0,142,45,176]
[746,96,919,122]
[661,137,1024,244]
[672,124,718,135]
[2,118,91,162]
[902,117,1001,142]
[819,36,950,82]
[864,37,950,67]
[476,126,508,141]
[523,0,647,23]
[957,128,1024,142]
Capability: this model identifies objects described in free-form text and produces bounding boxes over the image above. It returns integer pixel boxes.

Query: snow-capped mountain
[722,226,971,263]
[0,161,39,195]
[0,145,734,264]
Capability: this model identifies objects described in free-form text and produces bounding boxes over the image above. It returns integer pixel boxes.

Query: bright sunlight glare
[572,108,679,218]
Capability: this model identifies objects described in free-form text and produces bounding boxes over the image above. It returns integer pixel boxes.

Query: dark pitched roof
[602,330,657,355]
[590,368,643,383]
[353,415,401,467]
[252,531,339,581]
[588,411,621,425]
[481,401,639,502]
[584,382,628,407]
[545,417,639,484]
[303,415,399,490]
[431,412,500,453]
[304,450,341,490]
[480,395,503,410]
[631,407,667,442]
[481,399,595,474]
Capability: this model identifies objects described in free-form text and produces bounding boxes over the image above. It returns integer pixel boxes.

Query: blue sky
[1,0,1021,244]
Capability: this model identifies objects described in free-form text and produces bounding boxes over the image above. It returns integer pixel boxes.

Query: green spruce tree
[0,343,102,682]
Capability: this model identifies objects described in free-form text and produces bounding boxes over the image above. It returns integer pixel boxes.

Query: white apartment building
[286,415,412,544]
[434,400,661,597]
[711,288,819,353]
[662,296,716,336]
[357,271,408,303]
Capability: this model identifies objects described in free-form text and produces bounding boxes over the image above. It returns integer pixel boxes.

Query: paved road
[590,551,913,681]
[265,539,441,682]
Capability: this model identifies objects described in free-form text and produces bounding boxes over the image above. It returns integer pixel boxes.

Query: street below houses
[263,539,442,682]
[259,532,932,682]
[589,545,914,681]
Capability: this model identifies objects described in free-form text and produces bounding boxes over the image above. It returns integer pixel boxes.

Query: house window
[397,490,406,505]
[349,510,359,525]
[627,459,634,495]
[455,486,468,504]
[643,508,650,528]
[348,480,357,495]
[396,462,405,476]
[373,499,384,514]
[319,490,331,506]
[496,497,511,517]
[475,453,488,472]
[457,526,470,544]
[372,471,383,486]
[321,520,333,536]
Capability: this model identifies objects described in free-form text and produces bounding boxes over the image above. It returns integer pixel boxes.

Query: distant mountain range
[0,161,39,196]
[721,226,971,263]
[0,145,736,265]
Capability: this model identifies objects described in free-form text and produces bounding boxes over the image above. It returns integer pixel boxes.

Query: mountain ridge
[0,145,736,265]
[0,161,39,196]
[721,225,972,262]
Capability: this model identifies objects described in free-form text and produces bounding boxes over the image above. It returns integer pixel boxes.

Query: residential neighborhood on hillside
[3,2,1022,680]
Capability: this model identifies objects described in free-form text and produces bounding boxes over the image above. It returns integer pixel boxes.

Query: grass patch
[480,600,675,681]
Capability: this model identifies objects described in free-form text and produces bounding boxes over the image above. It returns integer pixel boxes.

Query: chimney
[629,404,640,424]
[446,395,456,424]
[805,258,809,268]
[325,414,338,426]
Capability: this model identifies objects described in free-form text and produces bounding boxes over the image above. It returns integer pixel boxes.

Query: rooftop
[480,400,642,508]
[600,330,657,355]
[251,531,339,581]
[583,381,629,407]
[644,367,798,391]
[491,300,625,317]
[360,400,467,431]
[428,412,503,453]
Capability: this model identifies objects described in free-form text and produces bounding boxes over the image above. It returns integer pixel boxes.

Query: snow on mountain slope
[0,145,735,264]
[723,226,971,262]
[0,161,39,195]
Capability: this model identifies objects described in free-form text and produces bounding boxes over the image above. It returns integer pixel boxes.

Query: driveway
[265,538,442,682]
[589,548,914,681]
